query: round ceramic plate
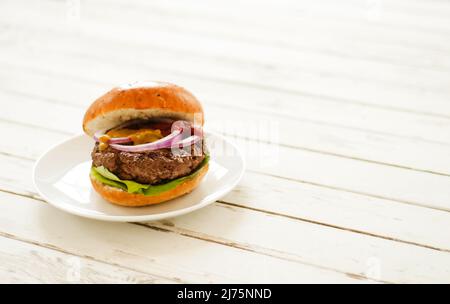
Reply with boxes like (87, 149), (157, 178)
(33, 132), (245, 222)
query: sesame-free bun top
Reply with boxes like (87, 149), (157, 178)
(83, 81), (204, 137)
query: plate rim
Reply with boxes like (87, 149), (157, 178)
(32, 131), (245, 222)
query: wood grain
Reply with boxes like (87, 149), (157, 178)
(0, 235), (173, 283)
(1, 121), (449, 253)
(3, 0), (450, 116)
(0, 191), (368, 283)
(1, 90), (449, 212)
(0, 131), (449, 282)
(1, 0), (450, 283)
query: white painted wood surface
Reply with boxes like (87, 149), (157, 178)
(0, 0), (449, 283)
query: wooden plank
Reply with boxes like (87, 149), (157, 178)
(103, 0), (450, 31)
(2, 60), (450, 146)
(2, 62), (450, 179)
(255, 141), (450, 212)
(0, 235), (173, 283)
(0, 120), (67, 160)
(6, 0), (450, 55)
(88, 0), (450, 49)
(2, 1), (450, 117)
(0, 123), (449, 282)
(0, 159), (450, 283)
(112, 1), (450, 62)
(4, 1), (448, 146)
(1, 89), (450, 212)
(84, 0), (450, 74)
(0, 191), (365, 283)
(0, 117), (449, 282)
(1, 0), (450, 283)
(147, 203), (450, 283)
(2, 24), (448, 105)
(224, 172), (450, 251)
(1, 121), (450, 252)
(2, 123), (450, 251)
(125, 0), (450, 30)
(207, 108), (450, 177)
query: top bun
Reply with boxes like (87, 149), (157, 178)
(83, 81), (204, 136)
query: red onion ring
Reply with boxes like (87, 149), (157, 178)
(93, 119), (175, 144)
(94, 119), (203, 153)
(109, 129), (183, 152)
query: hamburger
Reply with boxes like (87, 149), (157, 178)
(83, 81), (209, 207)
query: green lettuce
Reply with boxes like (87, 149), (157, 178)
(90, 155), (209, 196)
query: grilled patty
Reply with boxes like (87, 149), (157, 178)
(91, 143), (205, 185)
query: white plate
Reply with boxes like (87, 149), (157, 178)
(33, 132), (245, 222)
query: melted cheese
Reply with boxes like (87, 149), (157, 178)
(106, 128), (163, 145)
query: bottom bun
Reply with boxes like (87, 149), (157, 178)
(90, 164), (209, 207)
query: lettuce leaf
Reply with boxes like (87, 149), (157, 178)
(90, 155), (209, 196)
(93, 166), (150, 193)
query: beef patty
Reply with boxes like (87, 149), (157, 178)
(91, 143), (206, 185)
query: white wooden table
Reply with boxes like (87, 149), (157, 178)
(1, 0), (450, 283)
